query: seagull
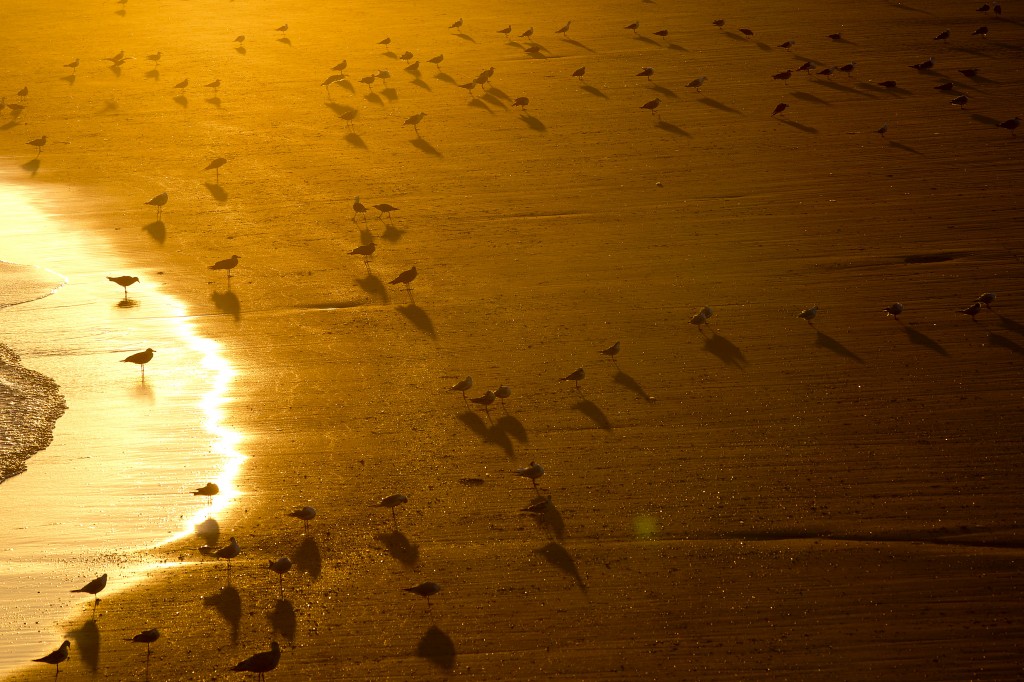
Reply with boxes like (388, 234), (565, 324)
(877, 121), (889, 137)
(126, 629), (160, 656)
(560, 367), (585, 388)
(403, 112), (426, 133)
(515, 461), (544, 487)
(375, 494), (408, 523)
(450, 376), (473, 400)
(146, 51), (162, 65)
(519, 27), (534, 39)
(349, 242), (376, 263)
(934, 29), (951, 41)
(796, 61), (815, 73)
(512, 96), (529, 110)
(332, 60), (347, 73)
(600, 341), (620, 359)
(817, 67), (835, 78)
(102, 51), (124, 64)
(231, 641), (281, 680)
(389, 266), (417, 287)
(495, 385), (512, 408)
(838, 62), (856, 77)
(700, 306), (713, 320)
(778, 40), (795, 49)
(275, 23), (288, 34)
(215, 536), (240, 565)
(498, 26), (512, 39)
(145, 192), (168, 217)
(267, 557), (292, 589)
(772, 102), (788, 117)
(173, 78), (189, 93)
(404, 581), (440, 607)
(827, 32), (842, 41)
(972, 26), (989, 37)
(107, 275), (139, 298)
(798, 305), (819, 323)
(234, 35), (246, 44)
(33, 641), (71, 674)
(427, 54), (444, 68)
(934, 82), (954, 91)
(399, 51), (414, 62)
(122, 348), (155, 377)
(977, 3), (991, 10)
(469, 390), (497, 413)
(572, 66), (586, 81)
(404, 60), (420, 72)
(204, 157), (227, 182)
(959, 68), (980, 78)
(883, 302), (904, 318)
(640, 98), (661, 115)
(64, 58), (80, 72)
(950, 94), (969, 109)
(772, 69), (792, 83)
(555, 20), (572, 36)
(960, 302), (982, 320)
(520, 496), (552, 514)
(204, 79), (221, 93)
(910, 56), (934, 71)
(287, 506), (316, 530)
(689, 311), (708, 328)
(878, 80), (897, 88)
(458, 81), (477, 94)
(374, 203), (398, 220)
(193, 482), (220, 504)
(975, 293), (996, 309)
(449, 18), (463, 31)
(353, 196), (368, 220)
(653, 29), (669, 39)
(26, 135), (47, 156)
(712, 19), (725, 29)
(625, 21), (639, 34)
(997, 116), (1021, 135)
(686, 76), (707, 92)
(71, 574), (107, 604)
(636, 67), (654, 80)
(378, 36), (392, 48)
(739, 28), (754, 37)
(209, 255), (240, 277)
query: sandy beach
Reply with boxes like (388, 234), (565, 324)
(3, 0), (1024, 679)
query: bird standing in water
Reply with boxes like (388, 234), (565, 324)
(122, 348), (155, 378)
(107, 275), (140, 299)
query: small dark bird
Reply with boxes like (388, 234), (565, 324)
(976, 293), (997, 309)
(352, 196), (368, 220)
(712, 19), (725, 29)
(877, 121), (889, 137)
(778, 40), (795, 49)
(519, 27), (534, 39)
(934, 29), (951, 41)
(994, 3), (1002, 14)
(827, 32), (842, 41)
(33, 641), (71, 673)
(772, 69), (792, 83)
(838, 62), (856, 77)
(636, 67), (654, 80)
(817, 67), (835, 78)
(146, 51), (162, 65)
(977, 3), (991, 10)
(173, 78), (189, 92)
(572, 66), (586, 81)
(739, 28), (754, 37)
(126, 629), (160, 655)
(231, 641), (281, 679)
(515, 461), (545, 487)
(600, 341), (620, 359)
(275, 23), (288, 33)
(321, 74), (344, 88)
(686, 76), (707, 92)
(122, 348), (155, 377)
(960, 302), (982, 320)
(288, 506), (316, 530)
(209, 255), (240, 277)
(796, 61), (814, 73)
(555, 20), (572, 36)
(332, 60), (347, 73)
(71, 574), (108, 604)
(427, 54), (444, 68)
(375, 494), (408, 523)
(997, 116), (1021, 134)
(495, 385), (511, 408)
(470, 390), (497, 414)
(26, 135), (47, 156)
(625, 21), (639, 34)
(267, 557), (292, 590)
(403, 112), (426, 133)
(640, 97), (661, 114)
(958, 68), (980, 78)
(878, 80), (897, 88)
(910, 57), (934, 70)
(234, 35), (246, 44)
(449, 18), (463, 31)
(215, 536), (240, 564)
(498, 26), (512, 39)
(690, 311), (709, 328)
(389, 266), (417, 286)
(404, 61), (420, 72)
(972, 26), (989, 37)
(450, 377), (473, 400)
(204, 79), (221, 93)
(193, 482), (219, 504)
(512, 96), (529, 109)
(108, 275), (140, 298)
(204, 157), (227, 182)
(653, 29), (669, 39)
(950, 94), (969, 109)
(349, 242), (376, 260)
(64, 58), (80, 72)
(373, 203), (398, 220)
(404, 581), (441, 606)
(560, 367), (585, 388)
(934, 82), (954, 91)
(772, 102), (788, 117)
(883, 302), (904, 318)
(797, 305), (819, 323)
(378, 36), (391, 47)
(399, 51), (414, 62)
(102, 51), (124, 64)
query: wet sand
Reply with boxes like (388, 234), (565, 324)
(4, 0), (1024, 679)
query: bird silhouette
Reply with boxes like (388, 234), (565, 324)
(427, 54), (444, 68)
(404, 581), (440, 607)
(515, 462), (544, 487)
(950, 95), (969, 109)
(625, 21), (639, 34)
(375, 493), (408, 523)
(107, 275), (139, 298)
(512, 96), (529, 110)
(193, 482), (219, 505)
(450, 376), (473, 400)
(204, 157), (227, 182)
(519, 27), (534, 39)
(976, 293), (996, 309)
(26, 135), (47, 156)
(470, 390), (497, 414)
(498, 26), (512, 39)
(373, 203), (398, 220)
(739, 28), (754, 37)
(449, 18), (463, 31)
(145, 191), (168, 216)
(555, 20), (572, 36)
(560, 367), (585, 388)
(798, 305), (819, 323)
(287, 506), (316, 530)
(122, 349), (155, 377)
(71, 574), (107, 604)
(883, 303), (904, 319)
(600, 341), (621, 359)
(772, 102), (788, 117)
(640, 98), (661, 115)
(772, 69), (793, 83)
(231, 641), (281, 680)
(403, 112), (426, 133)
(215, 536), (240, 564)
(126, 629), (160, 656)
(353, 197), (368, 220)
(572, 66), (586, 81)
(686, 76), (707, 92)
(960, 302), (982, 320)
(636, 67), (654, 80)
(389, 266), (417, 287)
(495, 385), (512, 409)
(33, 641), (71, 674)
(209, 255), (240, 277)
(64, 58), (80, 72)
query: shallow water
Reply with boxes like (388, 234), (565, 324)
(0, 180), (241, 674)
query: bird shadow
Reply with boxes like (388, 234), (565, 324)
(278, 37), (292, 46)
(381, 223), (406, 242)
(667, 42), (686, 51)
(888, 140), (923, 155)
(375, 530), (419, 566)
(561, 38), (594, 53)
(903, 324), (949, 356)
(457, 411), (513, 456)
(435, 72), (455, 84)
(495, 415), (527, 443)
(68, 619), (100, 672)
(634, 35), (660, 46)
(789, 90), (829, 105)
(995, 314), (1024, 336)
(481, 93), (508, 110)
(212, 290), (241, 320)
(115, 298), (140, 309)
(205, 97), (222, 108)
(656, 120), (691, 137)
(143, 220), (166, 244)
(468, 98), (493, 113)
(573, 399), (612, 430)
(63, 74), (77, 86)
(454, 33), (476, 43)
(987, 332), (1024, 355)
(528, 495), (566, 540)
(203, 584), (241, 644)
(235, 46), (247, 56)
(703, 333), (748, 368)
(416, 626), (456, 671)
(813, 79), (878, 98)
(195, 517), (220, 544)
(365, 93), (383, 105)
(614, 370), (655, 402)
(345, 132), (367, 149)
(520, 114), (547, 132)
(486, 86), (511, 102)
(581, 85), (608, 99)
(397, 304), (436, 338)
(356, 274), (389, 304)
(204, 182), (228, 202)
(326, 102), (354, 117)
(144, 69), (159, 81)
(21, 158), (40, 177)
(814, 331), (865, 363)
(268, 599), (296, 642)
(777, 119), (818, 133)
(754, 41), (773, 52)
(535, 542), (587, 592)
(970, 113), (1001, 126)
(697, 97), (742, 114)
(173, 95), (188, 108)
(411, 78), (431, 91)
(411, 138), (442, 156)
(650, 84), (678, 99)
(294, 535), (322, 580)
(381, 87), (398, 102)
(1, 119), (20, 131)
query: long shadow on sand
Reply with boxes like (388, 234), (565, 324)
(417, 626), (456, 671)
(345, 132), (367, 148)
(205, 182), (228, 202)
(69, 619), (100, 672)
(656, 120), (690, 136)
(815, 331), (865, 363)
(789, 90), (830, 105)
(988, 332), (1024, 355)
(614, 370), (656, 402)
(813, 79), (878, 99)
(203, 584), (242, 643)
(143, 220), (166, 244)
(195, 517), (220, 545)
(573, 399), (611, 430)
(520, 114), (546, 132)
(356, 274), (389, 304)
(581, 85), (608, 99)
(561, 37), (595, 53)
(376, 530), (420, 566)
(888, 140), (923, 155)
(777, 118), (818, 133)
(904, 324), (948, 356)
(703, 333), (748, 368)
(535, 542), (587, 592)
(294, 536), (322, 579)
(21, 158), (40, 176)
(995, 314), (1024, 336)
(496, 414), (527, 443)
(397, 304), (436, 338)
(411, 138), (442, 156)
(697, 97), (742, 114)
(269, 598), (296, 642)
(212, 290), (241, 320)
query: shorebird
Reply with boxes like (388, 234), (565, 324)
(107, 275), (140, 298)
(404, 60), (420, 72)
(689, 311), (708, 328)
(796, 61), (814, 73)
(231, 641), (281, 680)
(555, 20), (572, 36)
(498, 26), (512, 39)
(640, 98), (661, 115)
(636, 67), (654, 80)
(934, 82), (954, 91)
(209, 255), (240, 277)
(275, 23), (288, 34)
(322, 74), (344, 90)
(978, 3), (990, 9)
(71, 574), (107, 605)
(960, 302), (982, 320)
(126, 629), (160, 656)
(399, 50), (414, 62)
(122, 348), (155, 378)
(287, 506), (316, 530)
(349, 242), (376, 263)
(934, 29), (951, 41)
(798, 305), (819, 324)
(378, 36), (392, 48)
(332, 60), (347, 73)
(234, 35), (246, 44)
(267, 557), (292, 590)
(686, 76), (707, 92)
(739, 28), (754, 37)
(772, 102), (788, 117)
(817, 67), (835, 78)
(713, 19), (725, 29)
(519, 27), (534, 39)
(827, 32), (842, 41)
(600, 341), (621, 360)
(779, 40), (795, 49)
(972, 26), (989, 37)
(994, 2), (1002, 13)
(838, 62), (856, 77)
(950, 94), (969, 109)
(102, 51), (124, 64)
(375, 494), (408, 523)
(878, 80), (897, 88)
(877, 121), (889, 138)
(449, 17), (463, 31)
(374, 203), (398, 220)
(959, 68), (980, 79)
(458, 81), (477, 94)
(469, 390), (497, 414)
(910, 56), (934, 70)
(353, 197), (368, 220)
(450, 376), (473, 400)
(146, 51), (162, 65)
(512, 96), (529, 110)
(64, 58), (80, 73)
(204, 157), (227, 182)
(33, 641), (70, 674)
(204, 79), (221, 94)
(495, 385), (512, 409)
(997, 116), (1021, 134)
(427, 54), (444, 68)
(389, 266), (417, 288)
(515, 461), (544, 487)
(26, 135), (47, 156)
(215, 536), (240, 565)
(772, 69), (792, 83)
(625, 21), (639, 34)
(560, 367), (585, 389)
(404, 581), (440, 607)
(403, 112), (426, 133)
(520, 496), (552, 514)
(572, 66), (586, 81)
(193, 482), (219, 505)
(976, 293), (996, 309)
(173, 78), (189, 93)
(474, 69), (493, 88)
(883, 302), (904, 318)
(524, 45), (543, 55)
(653, 29), (669, 40)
